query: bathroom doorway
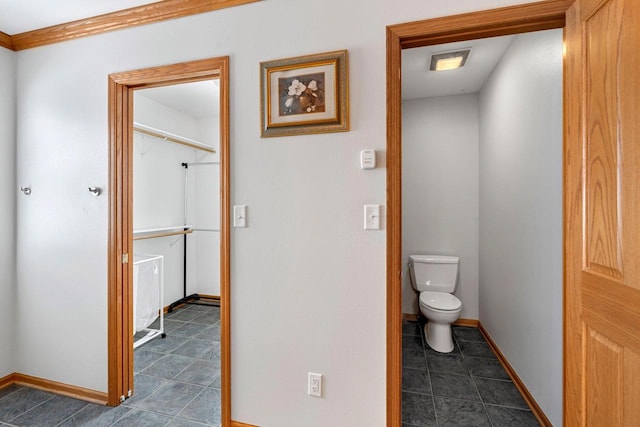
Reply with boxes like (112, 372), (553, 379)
(400, 27), (564, 425)
(107, 57), (230, 424)
(385, 2), (569, 425)
(388, 0), (640, 425)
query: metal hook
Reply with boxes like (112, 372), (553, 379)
(20, 186), (31, 196)
(88, 187), (102, 196)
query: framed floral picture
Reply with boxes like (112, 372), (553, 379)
(260, 50), (349, 137)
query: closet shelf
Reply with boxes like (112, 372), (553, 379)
(133, 225), (192, 240)
(134, 122), (216, 154)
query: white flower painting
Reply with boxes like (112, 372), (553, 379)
(279, 72), (326, 116)
(260, 50), (348, 137)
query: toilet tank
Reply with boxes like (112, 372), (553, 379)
(409, 255), (459, 293)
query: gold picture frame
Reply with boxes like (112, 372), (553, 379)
(260, 50), (349, 137)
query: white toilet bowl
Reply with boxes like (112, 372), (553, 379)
(419, 291), (462, 353)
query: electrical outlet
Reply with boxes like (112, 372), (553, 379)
(308, 372), (323, 397)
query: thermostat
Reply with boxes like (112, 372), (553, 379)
(360, 149), (376, 170)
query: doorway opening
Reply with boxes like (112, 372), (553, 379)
(386, 2), (570, 426)
(107, 57), (230, 426)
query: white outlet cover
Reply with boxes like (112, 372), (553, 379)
(308, 372), (323, 397)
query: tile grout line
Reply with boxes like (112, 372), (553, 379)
(5, 393), (58, 423)
(126, 305), (221, 425)
(455, 332), (496, 427)
(419, 318), (440, 427)
(172, 386), (213, 425)
(106, 406), (173, 427)
(405, 324), (537, 426)
(54, 401), (93, 427)
(0, 386), (22, 403)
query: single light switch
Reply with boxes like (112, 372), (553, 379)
(234, 205), (247, 228)
(360, 149), (376, 170)
(364, 204), (381, 230)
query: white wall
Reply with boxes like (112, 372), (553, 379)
(133, 94), (220, 304)
(402, 94), (480, 320)
(194, 115), (221, 296)
(12, 0), (549, 425)
(479, 29), (563, 426)
(132, 131), (195, 306)
(0, 47), (16, 378)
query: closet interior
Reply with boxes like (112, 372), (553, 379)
(132, 80), (221, 347)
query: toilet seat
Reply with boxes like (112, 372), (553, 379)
(419, 292), (461, 312)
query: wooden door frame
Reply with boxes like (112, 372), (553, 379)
(385, 1), (571, 425)
(107, 57), (231, 425)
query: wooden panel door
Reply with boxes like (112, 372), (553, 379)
(565, 0), (640, 425)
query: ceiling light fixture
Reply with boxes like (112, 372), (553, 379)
(429, 49), (470, 71)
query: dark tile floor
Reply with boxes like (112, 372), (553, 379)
(0, 303), (221, 427)
(402, 319), (541, 427)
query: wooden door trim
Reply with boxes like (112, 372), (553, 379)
(386, 1), (570, 425)
(108, 57), (231, 426)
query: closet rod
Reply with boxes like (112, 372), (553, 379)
(133, 229), (192, 241)
(191, 228), (220, 232)
(134, 122), (216, 154)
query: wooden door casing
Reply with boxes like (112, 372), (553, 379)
(108, 57), (231, 425)
(386, 2), (571, 425)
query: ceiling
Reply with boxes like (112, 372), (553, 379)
(3, 2), (512, 104)
(1, 2), (219, 120)
(136, 80), (220, 119)
(402, 35), (514, 100)
(0, 0), (156, 34)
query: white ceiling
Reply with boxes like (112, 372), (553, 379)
(3, 2), (512, 105)
(136, 80), (220, 119)
(1, 2), (219, 120)
(402, 35), (514, 100)
(0, 0), (156, 34)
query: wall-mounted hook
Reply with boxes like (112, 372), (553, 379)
(20, 186), (31, 196)
(88, 187), (102, 196)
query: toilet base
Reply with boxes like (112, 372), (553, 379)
(424, 321), (454, 353)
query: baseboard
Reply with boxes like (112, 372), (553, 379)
(231, 421), (259, 427)
(197, 294), (220, 300)
(402, 313), (419, 322)
(402, 313), (479, 328)
(0, 373), (16, 389)
(164, 294), (221, 313)
(477, 323), (552, 427)
(11, 373), (108, 405)
(453, 318), (478, 327)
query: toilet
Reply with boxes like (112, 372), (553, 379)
(409, 255), (462, 353)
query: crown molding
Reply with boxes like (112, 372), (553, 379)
(0, 31), (14, 50)
(4, 0), (260, 51)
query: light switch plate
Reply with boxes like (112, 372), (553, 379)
(364, 204), (381, 230)
(234, 205), (247, 228)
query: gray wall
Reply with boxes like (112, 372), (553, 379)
(0, 46), (16, 378)
(402, 94), (480, 320)
(479, 29), (563, 425)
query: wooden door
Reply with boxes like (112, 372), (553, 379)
(564, 0), (640, 425)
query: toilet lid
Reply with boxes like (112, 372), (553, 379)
(420, 292), (462, 311)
